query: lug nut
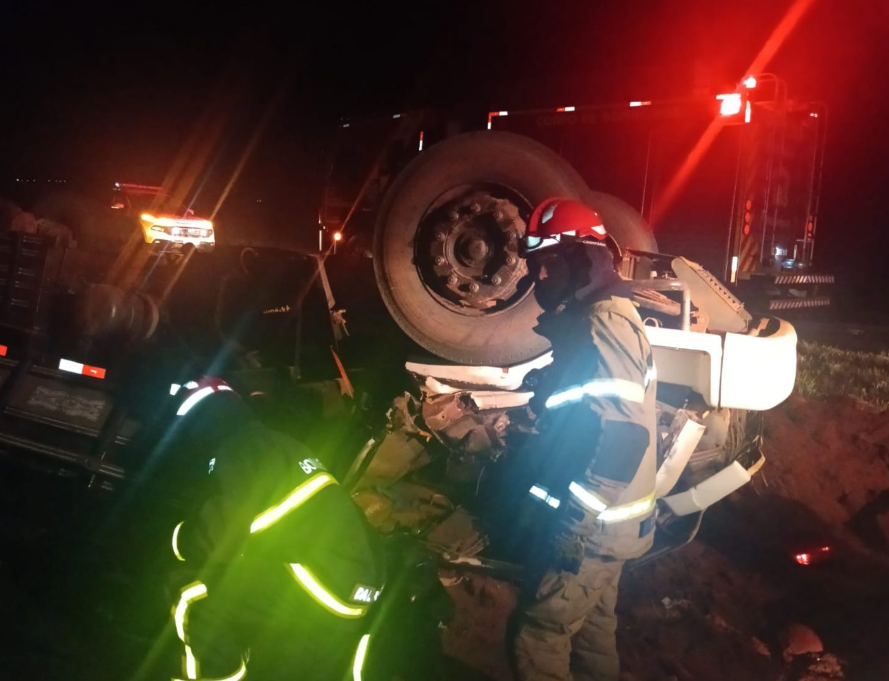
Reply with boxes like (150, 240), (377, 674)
(448, 210), (460, 222)
(506, 255), (517, 266)
(468, 281), (480, 293)
(493, 210), (503, 220)
(447, 274), (459, 286)
(435, 230), (447, 242)
(434, 256), (446, 266)
(470, 202), (481, 214)
(490, 275), (502, 286)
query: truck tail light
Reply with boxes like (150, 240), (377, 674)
(717, 94), (743, 116)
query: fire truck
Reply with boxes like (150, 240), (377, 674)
(323, 73), (831, 330)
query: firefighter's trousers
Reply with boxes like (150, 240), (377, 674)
(511, 555), (623, 681)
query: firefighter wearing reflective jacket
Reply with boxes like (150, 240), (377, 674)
(510, 199), (658, 681)
(165, 378), (384, 681)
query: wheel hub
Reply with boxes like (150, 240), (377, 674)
(420, 193), (528, 312)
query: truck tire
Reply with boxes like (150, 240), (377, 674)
(585, 190), (658, 254)
(373, 132), (656, 365)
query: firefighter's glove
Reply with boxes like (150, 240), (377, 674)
(552, 535), (585, 575)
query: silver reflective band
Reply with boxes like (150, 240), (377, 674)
(177, 387), (216, 416)
(545, 378), (646, 410)
(529, 485), (561, 509)
(170, 383), (182, 396)
(644, 365), (657, 389)
(524, 230), (577, 253)
(568, 482), (608, 512)
(569, 482), (655, 523)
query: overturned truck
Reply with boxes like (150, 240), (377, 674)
(329, 130), (797, 567)
(0, 129), (797, 573)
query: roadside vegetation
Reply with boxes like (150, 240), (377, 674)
(796, 341), (889, 408)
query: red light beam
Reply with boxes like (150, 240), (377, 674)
(651, 0), (819, 225)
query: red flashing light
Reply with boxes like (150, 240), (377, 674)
(556, 106), (576, 112)
(743, 76), (757, 89)
(629, 101), (652, 108)
(794, 546), (830, 566)
(717, 93), (742, 116)
(333, 232), (343, 242)
(0, 345), (6, 357)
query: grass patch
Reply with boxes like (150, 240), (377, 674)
(796, 341), (889, 408)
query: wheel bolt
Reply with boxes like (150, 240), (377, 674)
(493, 210), (503, 220)
(447, 274), (459, 286)
(468, 281), (480, 293)
(490, 275), (502, 286)
(435, 230), (447, 242)
(470, 202), (481, 214)
(506, 255), (517, 266)
(448, 210), (460, 222)
(434, 256), (446, 266)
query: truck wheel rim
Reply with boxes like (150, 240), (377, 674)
(414, 186), (532, 316)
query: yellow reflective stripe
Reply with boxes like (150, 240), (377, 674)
(173, 582), (208, 680)
(173, 657), (247, 681)
(174, 582), (208, 641)
(288, 563), (367, 619)
(569, 483), (656, 523)
(353, 634), (371, 681)
(172, 522), (186, 562)
(184, 645), (199, 680)
(250, 472), (337, 534)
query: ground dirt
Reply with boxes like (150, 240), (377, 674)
(443, 395), (889, 681)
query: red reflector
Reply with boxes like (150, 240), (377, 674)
(83, 365), (106, 379)
(0, 345), (7, 357)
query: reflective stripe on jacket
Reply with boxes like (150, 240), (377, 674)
(535, 294), (658, 559)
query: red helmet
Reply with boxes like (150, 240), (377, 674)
(523, 199), (607, 253)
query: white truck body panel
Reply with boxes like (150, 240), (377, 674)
(409, 317), (796, 412)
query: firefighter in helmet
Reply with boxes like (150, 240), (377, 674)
(164, 378), (384, 681)
(509, 199), (658, 681)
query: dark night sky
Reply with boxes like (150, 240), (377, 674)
(1, 0), (888, 307)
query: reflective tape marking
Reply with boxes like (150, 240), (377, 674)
(59, 358), (106, 379)
(59, 358), (83, 374)
(173, 657), (247, 681)
(177, 387), (216, 416)
(289, 563), (367, 619)
(172, 522), (186, 562)
(545, 378), (646, 410)
(250, 472), (337, 534)
(598, 493), (655, 523)
(0, 345), (7, 357)
(569, 482), (655, 523)
(353, 634), (371, 681)
(568, 482), (608, 513)
(170, 383), (182, 396)
(529, 485), (561, 509)
(173, 581), (208, 678)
